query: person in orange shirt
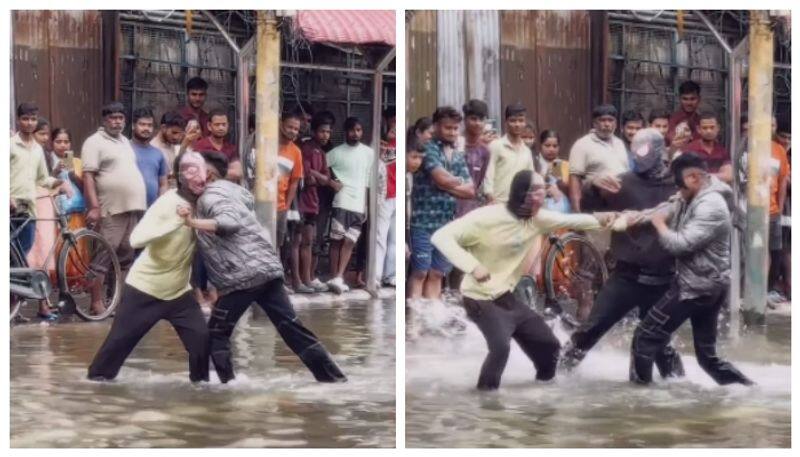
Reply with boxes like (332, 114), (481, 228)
(768, 125), (790, 299)
(277, 111), (305, 292)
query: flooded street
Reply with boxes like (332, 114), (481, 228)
(11, 298), (395, 448)
(406, 301), (790, 448)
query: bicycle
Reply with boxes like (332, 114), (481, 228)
(10, 197), (123, 322)
(514, 231), (609, 326)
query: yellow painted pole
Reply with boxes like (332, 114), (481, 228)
(742, 10), (774, 325)
(255, 11), (280, 245)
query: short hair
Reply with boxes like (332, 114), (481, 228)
(207, 108), (228, 123)
(678, 80), (701, 96)
(524, 122), (536, 132)
(202, 151), (229, 178)
(34, 117), (50, 132)
(462, 99), (488, 119)
(409, 142), (426, 155)
(102, 102), (125, 117)
(592, 104), (618, 119)
(432, 106), (462, 123)
(281, 110), (303, 122)
(186, 76), (209, 92)
(16, 102), (38, 118)
(344, 117), (362, 132)
(539, 129), (560, 144)
(671, 152), (708, 186)
(621, 110), (645, 125)
(310, 111), (333, 131)
(648, 108), (671, 124)
(505, 102), (526, 120)
(160, 110), (187, 129)
(132, 107), (155, 124)
(51, 127), (71, 142)
(698, 111), (718, 123)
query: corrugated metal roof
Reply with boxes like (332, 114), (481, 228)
(436, 10), (466, 110)
(294, 10), (395, 46)
(464, 10), (501, 123)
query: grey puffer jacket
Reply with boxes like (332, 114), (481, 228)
(660, 176), (733, 300)
(196, 180), (284, 295)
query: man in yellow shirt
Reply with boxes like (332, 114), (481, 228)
(87, 152), (210, 383)
(482, 103), (536, 204)
(432, 170), (616, 390)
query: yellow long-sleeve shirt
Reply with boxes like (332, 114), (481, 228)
(125, 190), (195, 300)
(482, 135), (535, 203)
(431, 204), (602, 300)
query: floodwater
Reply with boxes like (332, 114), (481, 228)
(11, 298), (395, 448)
(406, 299), (791, 448)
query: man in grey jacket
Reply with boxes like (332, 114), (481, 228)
(178, 152), (346, 384)
(628, 152), (752, 386)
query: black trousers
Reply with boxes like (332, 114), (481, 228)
(563, 272), (684, 378)
(88, 285), (210, 382)
(208, 278), (346, 383)
(630, 283), (752, 385)
(463, 293), (560, 390)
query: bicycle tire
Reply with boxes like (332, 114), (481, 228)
(543, 232), (608, 322)
(57, 228), (122, 321)
(10, 244), (25, 322)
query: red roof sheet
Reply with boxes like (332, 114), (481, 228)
(294, 10), (395, 46)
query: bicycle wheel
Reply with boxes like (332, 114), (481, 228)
(543, 232), (608, 323)
(57, 228), (122, 321)
(10, 245), (25, 322)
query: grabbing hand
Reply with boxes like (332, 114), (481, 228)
(59, 181), (74, 199)
(176, 205), (192, 219)
(650, 207), (670, 227)
(546, 184), (563, 202)
(593, 211), (618, 228)
(471, 265), (491, 283)
(593, 174), (622, 194)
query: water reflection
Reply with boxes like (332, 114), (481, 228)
(11, 299), (395, 448)
(406, 300), (790, 448)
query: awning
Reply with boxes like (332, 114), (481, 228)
(294, 10), (395, 46)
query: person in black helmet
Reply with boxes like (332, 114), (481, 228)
(560, 128), (684, 378)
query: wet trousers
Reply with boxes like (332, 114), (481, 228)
(463, 293), (560, 390)
(563, 272), (684, 378)
(88, 285), (210, 382)
(207, 278), (346, 383)
(630, 283), (752, 385)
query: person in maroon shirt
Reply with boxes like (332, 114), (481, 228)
(193, 108), (242, 181)
(297, 113), (340, 292)
(684, 111), (732, 183)
(179, 77), (211, 137)
(456, 99), (490, 218)
(667, 80), (702, 147)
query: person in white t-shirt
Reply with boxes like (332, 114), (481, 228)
(324, 117), (375, 293)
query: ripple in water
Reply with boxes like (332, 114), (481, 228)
(406, 298), (791, 448)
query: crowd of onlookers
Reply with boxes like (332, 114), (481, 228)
(10, 76), (396, 322)
(406, 80), (791, 305)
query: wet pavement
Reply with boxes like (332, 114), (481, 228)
(406, 300), (791, 448)
(10, 297), (395, 448)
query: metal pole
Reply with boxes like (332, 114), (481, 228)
(742, 10), (773, 326)
(728, 38), (748, 338)
(366, 48), (396, 296)
(254, 11), (280, 245)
